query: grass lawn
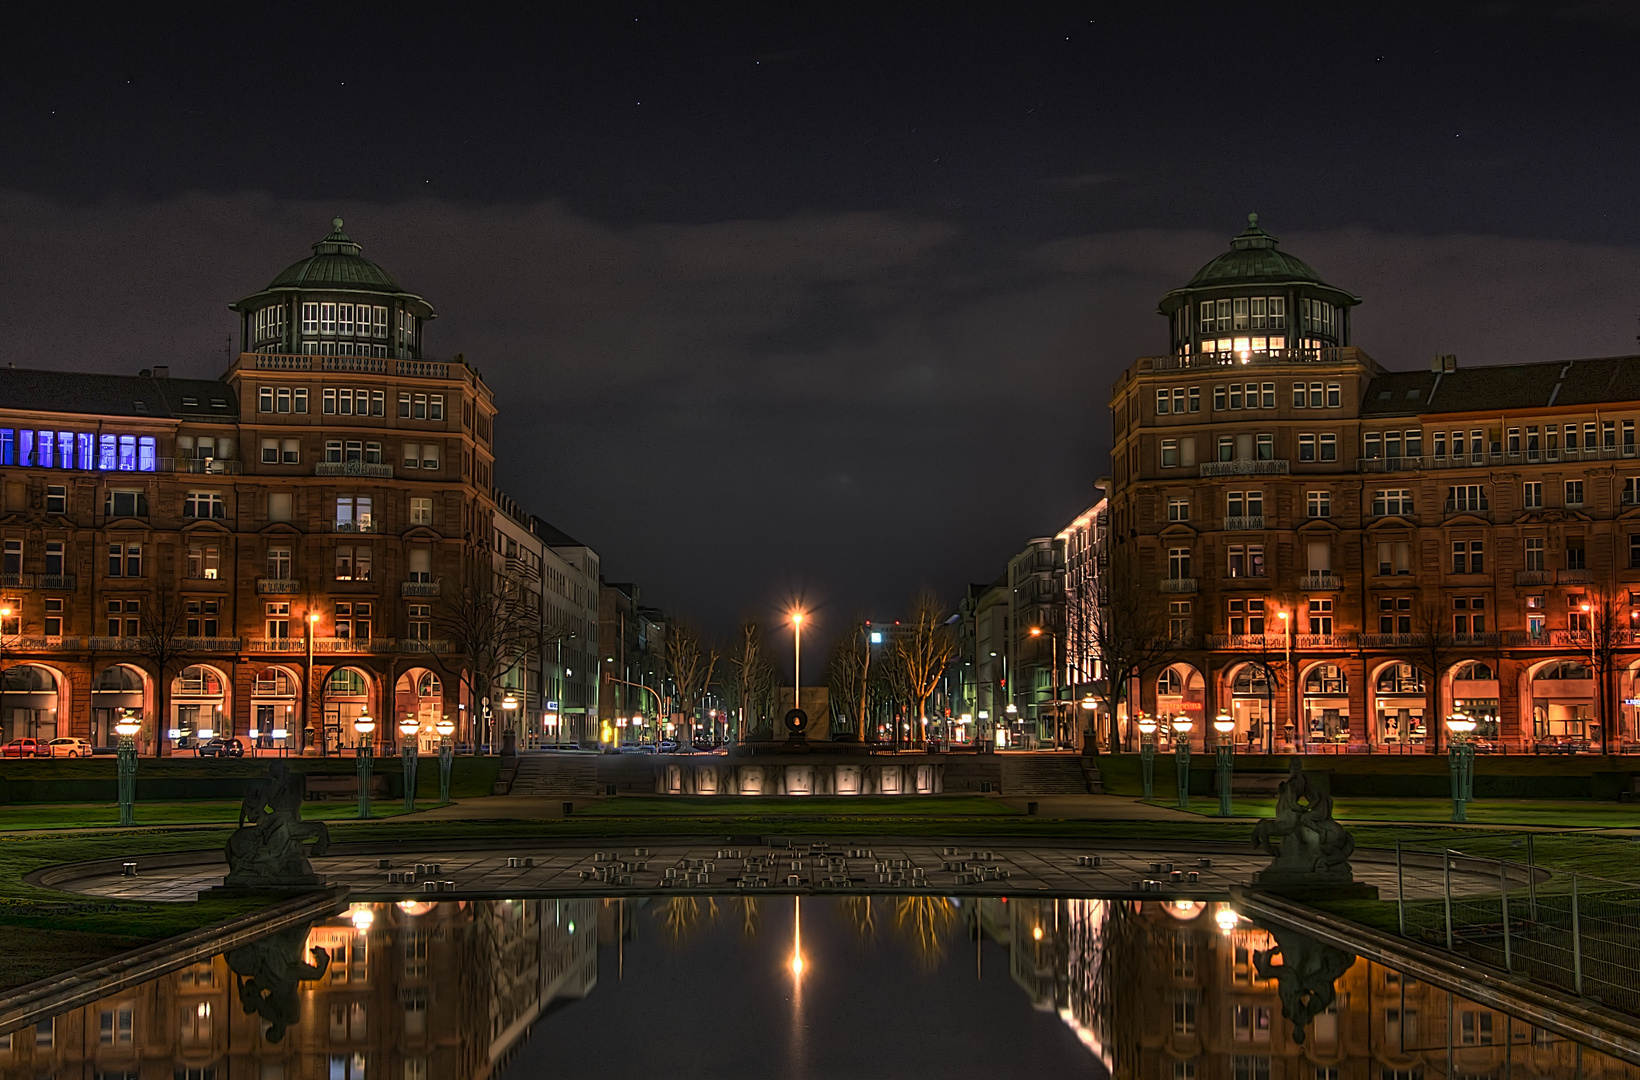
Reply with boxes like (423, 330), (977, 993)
(1160, 796), (1640, 829)
(0, 799), (437, 831)
(573, 795), (1020, 818)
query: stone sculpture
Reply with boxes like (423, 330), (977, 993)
(1251, 758), (1373, 895)
(227, 924), (331, 1042)
(221, 762), (331, 892)
(1252, 926), (1356, 1044)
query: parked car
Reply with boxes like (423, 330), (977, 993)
(198, 736), (245, 759)
(1533, 736), (1589, 755)
(47, 737), (93, 758)
(1, 738), (49, 758)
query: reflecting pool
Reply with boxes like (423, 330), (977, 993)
(2, 895), (1635, 1079)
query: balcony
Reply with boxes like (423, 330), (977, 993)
(0, 573), (34, 589)
(330, 519), (377, 533)
(505, 555), (541, 581)
(1295, 633), (1351, 649)
(1452, 632), (1501, 647)
(1514, 569), (1553, 586)
(1205, 634), (1284, 650)
(316, 461), (394, 479)
(167, 457), (242, 475)
(1223, 515), (1265, 531)
(1359, 633), (1427, 648)
(8, 636), (84, 650)
(1143, 346), (1360, 372)
(397, 359), (451, 379)
(399, 638), (453, 654)
(1298, 572), (1342, 591)
(1199, 459), (1289, 478)
(1557, 568), (1593, 584)
(321, 355), (388, 374)
(258, 578), (301, 594)
(401, 580), (441, 597)
(175, 637), (242, 651)
(1159, 577), (1198, 594)
(247, 638), (307, 652)
(313, 637), (400, 654)
(89, 636), (140, 650)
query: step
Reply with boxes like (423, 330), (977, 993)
(509, 755), (599, 796)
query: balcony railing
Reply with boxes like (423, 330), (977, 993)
(401, 580), (441, 597)
(1358, 445), (1640, 472)
(399, 639), (453, 654)
(1558, 569), (1593, 584)
(316, 461), (394, 479)
(258, 578), (301, 594)
(251, 354), (459, 379)
(312, 637), (400, 653)
(1299, 572), (1342, 591)
(505, 555), (541, 581)
(1443, 498), (1490, 514)
(1144, 347), (1358, 372)
(165, 457), (242, 475)
(247, 638), (306, 652)
(1205, 634), (1285, 650)
(330, 519), (377, 533)
(175, 637), (242, 651)
(1159, 577), (1198, 594)
(1452, 632), (1502, 647)
(1200, 459), (1289, 478)
(6, 636), (84, 650)
(1514, 569), (1553, 586)
(89, 636), (141, 650)
(1223, 515), (1265, 531)
(0, 573), (34, 588)
(1359, 633), (1426, 648)
(1295, 633), (1351, 649)
(322, 355), (388, 374)
(397, 360), (451, 379)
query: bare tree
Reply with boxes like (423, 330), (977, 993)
(877, 643), (913, 748)
(826, 620), (873, 737)
(1578, 589), (1626, 754)
(1406, 601), (1461, 755)
(131, 578), (191, 757)
(725, 622), (777, 742)
(895, 591), (957, 747)
(666, 621), (719, 744)
(1089, 543), (1183, 753)
(431, 556), (560, 746)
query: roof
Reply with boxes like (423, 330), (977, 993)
(267, 219), (402, 291)
(1361, 355), (1640, 417)
(530, 516), (586, 548)
(1161, 214), (1360, 308)
(0, 367), (238, 423)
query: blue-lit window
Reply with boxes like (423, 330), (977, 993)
(137, 437), (156, 472)
(37, 430), (54, 468)
(0, 430), (12, 465)
(117, 436), (136, 471)
(98, 435), (116, 471)
(58, 433), (73, 468)
(77, 434), (92, 470)
(19, 430), (34, 467)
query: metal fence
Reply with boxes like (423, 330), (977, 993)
(1391, 836), (1640, 1016)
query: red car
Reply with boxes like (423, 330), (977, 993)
(1, 738), (50, 758)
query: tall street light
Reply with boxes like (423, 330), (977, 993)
(790, 611), (805, 715)
(1172, 716), (1194, 810)
(1213, 711), (1236, 817)
(436, 716), (455, 804)
(354, 710), (375, 820)
(115, 710), (141, 826)
(305, 611), (321, 755)
(1030, 626), (1061, 748)
(1080, 694), (1097, 756)
(399, 715), (420, 813)
(1277, 609), (1293, 753)
(1137, 714), (1158, 799)
(1446, 711), (1476, 822)
(502, 692), (518, 754)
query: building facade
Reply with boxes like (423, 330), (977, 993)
(0, 221), (598, 754)
(1108, 216), (1640, 753)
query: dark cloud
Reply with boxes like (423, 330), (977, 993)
(3, 192), (1638, 646)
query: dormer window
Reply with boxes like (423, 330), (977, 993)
(181, 396), (199, 407)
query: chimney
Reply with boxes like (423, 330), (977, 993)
(152, 365), (169, 378)
(1431, 354), (1457, 373)
(138, 368), (151, 378)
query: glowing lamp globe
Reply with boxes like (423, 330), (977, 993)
(354, 713), (376, 736)
(1136, 716), (1158, 736)
(1213, 713), (1235, 736)
(1171, 717), (1194, 734)
(435, 718), (455, 737)
(114, 718), (141, 738)
(399, 717), (420, 738)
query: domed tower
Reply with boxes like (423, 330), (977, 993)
(1158, 214), (1361, 360)
(229, 219), (436, 360)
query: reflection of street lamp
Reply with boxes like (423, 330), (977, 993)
(1213, 712), (1236, 817)
(399, 715), (420, 813)
(1172, 717), (1194, 810)
(115, 711), (141, 826)
(1446, 712), (1476, 822)
(435, 716), (455, 803)
(1137, 714), (1158, 799)
(354, 711), (375, 820)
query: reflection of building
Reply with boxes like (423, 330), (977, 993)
(0, 221), (603, 755)
(1057, 497), (1108, 742)
(1108, 214), (1640, 753)
(0, 899), (597, 1080)
(1009, 537), (1067, 746)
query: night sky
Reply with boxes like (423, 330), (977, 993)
(5, 3), (1640, 654)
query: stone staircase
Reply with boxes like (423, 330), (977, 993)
(1001, 755), (1102, 795)
(508, 754), (600, 796)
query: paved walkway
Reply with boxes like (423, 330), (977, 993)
(57, 837), (1502, 904)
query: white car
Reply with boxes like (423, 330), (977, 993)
(48, 737), (93, 758)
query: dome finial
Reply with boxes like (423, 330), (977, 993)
(333, 216), (344, 231)
(1248, 211), (1259, 226)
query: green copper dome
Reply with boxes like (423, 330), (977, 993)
(264, 218), (403, 291)
(1185, 213), (1327, 288)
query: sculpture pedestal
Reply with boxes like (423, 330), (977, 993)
(200, 877), (328, 900)
(1247, 873), (1379, 900)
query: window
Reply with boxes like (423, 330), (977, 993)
(1565, 479), (1584, 507)
(1308, 381), (1324, 408)
(99, 1005), (134, 1046)
(1233, 1057), (1271, 1080)
(268, 492), (293, 522)
(281, 439), (300, 464)
(1160, 439), (1178, 467)
(1461, 1010), (1495, 1046)
(1256, 433), (1274, 460)
(336, 496), (373, 531)
(320, 302), (337, 334)
(1292, 382), (1307, 408)
(1156, 388), (1170, 415)
(1364, 432), (1381, 459)
(1567, 535), (1587, 570)
(338, 302), (355, 336)
(106, 598), (140, 637)
(1169, 600), (1191, 640)
(1307, 491), (1330, 517)
(1227, 598), (1266, 635)
(1372, 489), (1413, 516)
(44, 596), (63, 636)
(110, 544), (142, 577)
(261, 439), (280, 464)
(1217, 435), (1233, 462)
(1168, 497), (1189, 522)
(1628, 419), (1637, 454)
(105, 489), (148, 518)
(1525, 537), (1545, 571)
(185, 600), (219, 638)
(1319, 433), (1336, 461)
(1524, 481), (1543, 509)
(1378, 596), (1413, 635)
(266, 547), (292, 580)
(188, 544), (220, 580)
(1308, 598), (1333, 634)
(1215, 386), (1228, 411)
(1187, 387), (1200, 412)
(1327, 383), (1341, 407)
(1172, 990), (1197, 1034)
(183, 491), (226, 519)
(1227, 544), (1265, 578)
(1299, 434), (1315, 461)
(302, 302), (319, 334)
(407, 603), (432, 641)
(1453, 596), (1487, 635)
(265, 601), (290, 639)
(335, 546), (373, 582)
(1376, 540), (1412, 576)
(430, 394), (444, 420)
(46, 485), (66, 514)
(410, 497), (433, 526)
(1451, 539), (1484, 573)
(334, 601), (373, 640)
(1630, 534), (1640, 570)
(1448, 484), (1488, 512)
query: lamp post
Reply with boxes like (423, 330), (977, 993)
(305, 611), (320, 755)
(1137, 714), (1158, 799)
(436, 716), (454, 804)
(1172, 716), (1194, 810)
(354, 710), (375, 820)
(791, 610), (805, 721)
(1080, 694), (1097, 756)
(1004, 702), (1018, 750)
(1030, 626), (1061, 748)
(1213, 711), (1236, 817)
(1277, 609), (1293, 753)
(399, 715), (420, 813)
(1446, 711), (1476, 823)
(501, 692), (518, 754)
(114, 711), (141, 826)
(481, 696), (493, 755)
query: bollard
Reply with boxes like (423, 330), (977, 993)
(563, 801), (574, 817)
(1027, 801), (1038, 816)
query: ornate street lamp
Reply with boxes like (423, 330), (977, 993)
(1213, 712), (1236, 817)
(1171, 716), (1195, 810)
(114, 711), (141, 826)
(1080, 695), (1097, 755)
(436, 716), (455, 804)
(1446, 712), (1476, 823)
(399, 715), (420, 813)
(1137, 714), (1158, 799)
(354, 711), (376, 820)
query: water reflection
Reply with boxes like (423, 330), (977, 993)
(1, 895), (1634, 1079)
